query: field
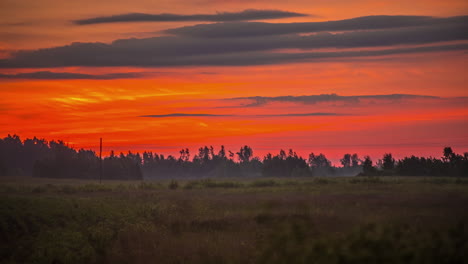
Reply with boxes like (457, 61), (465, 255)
(1, 176), (467, 264)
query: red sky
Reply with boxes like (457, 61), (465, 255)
(1, 0), (467, 163)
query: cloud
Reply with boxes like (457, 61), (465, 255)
(227, 94), (441, 107)
(1, 15), (467, 68)
(141, 113), (233, 118)
(255, 113), (342, 117)
(0, 22), (33, 27)
(140, 112), (341, 118)
(0, 71), (143, 80)
(1, 43), (465, 69)
(165, 15), (468, 38)
(74, 9), (308, 25)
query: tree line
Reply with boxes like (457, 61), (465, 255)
(0, 135), (142, 180)
(0, 135), (466, 179)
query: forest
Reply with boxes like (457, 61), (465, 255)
(0, 134), (467, 179)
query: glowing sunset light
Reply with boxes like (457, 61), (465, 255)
(0, 0), (467, 162)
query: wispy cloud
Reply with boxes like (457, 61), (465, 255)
(228, 94), (441, 107)
(255, 113), (342, 117)
(74, 9), (308, 25)
(140, 112), (342, 118)
(141, 113), (233, 118)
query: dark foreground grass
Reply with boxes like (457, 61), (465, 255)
(1, 177), (467, 264)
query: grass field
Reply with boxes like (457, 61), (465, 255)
(1, 176), (467, 264)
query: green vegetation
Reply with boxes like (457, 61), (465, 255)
(1, 176), (467, 263)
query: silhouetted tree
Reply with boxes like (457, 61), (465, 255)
(102, 152), (142, 180)
(351, 153), (360, 167)
(179, 148), (190, 162)
(308, 153), (331, 168)
(443, 147), (454, 163)
(198, 146), (211, 162)
(218, 145), (226, 159)
(279, 149), (287, 160)
(2, 135), (467, 179)
(382, 153), (395, 174)
(341, 154), (352, 168)
(362, 156), (376, 176)
(263, 150), (310, 177)
(237, 145), (253, 163)
(308, 153), (333, 176)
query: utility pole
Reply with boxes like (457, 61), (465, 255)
(99, 137), (103, 184)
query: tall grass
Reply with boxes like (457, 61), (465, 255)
(1, 176), (467, 263)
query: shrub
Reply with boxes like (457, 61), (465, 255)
(168, 180), (179, 190)
(250, 179), (278, 188)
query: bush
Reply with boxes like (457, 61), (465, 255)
(168, 180), (179, 190)
(250, 179), (278, 188)
(201, 179), (242, 188)
(350, 176), (383, 184)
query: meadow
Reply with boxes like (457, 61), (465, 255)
(1, 176), (467, 264)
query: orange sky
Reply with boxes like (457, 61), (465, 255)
(1, 0), (467, 163)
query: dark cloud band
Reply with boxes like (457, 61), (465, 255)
(140, 112), (341, 118)
(0, 71), (142, 80)
(1, 15), (467, 68)
(165, 15), (468, 38)
(228, 94), (441, 107)
(141, 113), (233, 118)
(2, 43), (465, 68)
(74, 9), (308, 25)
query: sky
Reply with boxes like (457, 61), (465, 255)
(1, 0), (467, 163)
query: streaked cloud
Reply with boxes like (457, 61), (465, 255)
(74, 9), (308, 25)
(0, 14), (466, 69)
(0, 71), (143, 80)
(165, 15), (467, 38)
(140, 112), (342, 118)
(0, 42), (466, 69)
(227, 94), (441, 107)
(141, 113), (233, 118)
(256, 112), (342, 117)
